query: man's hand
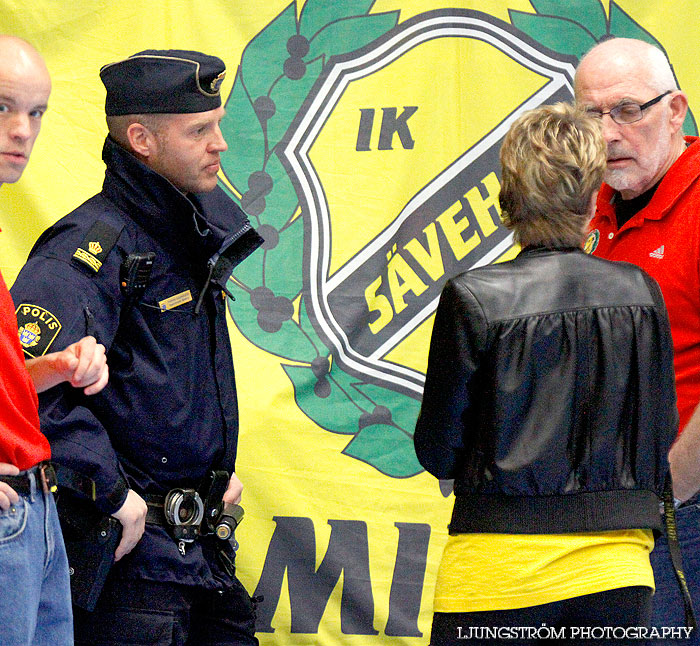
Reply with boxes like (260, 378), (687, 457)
(222, 472), (243, 505)
(669, 402), (700, 503)
(26, 336), (108, 394)
(55, 336), (109, 395)
(0, 462), (20, 511)
(111, 489), (148, 562)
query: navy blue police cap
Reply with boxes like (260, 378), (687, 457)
(99, 49), (226, 116)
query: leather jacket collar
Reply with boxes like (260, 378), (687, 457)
(519, 244), (584, 256)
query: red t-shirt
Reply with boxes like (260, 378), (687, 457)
(0, 267), (50, 469)
(587, 137), (700, 434)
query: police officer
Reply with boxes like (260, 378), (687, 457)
(10, 50), (263, 645)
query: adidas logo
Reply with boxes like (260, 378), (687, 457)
(649, 245), (665, 259)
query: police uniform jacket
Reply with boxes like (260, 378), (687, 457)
(414, 247), (678, 536)
(11, 136), (263, 587)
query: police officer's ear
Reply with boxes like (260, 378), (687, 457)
(126, 122), (159, 159)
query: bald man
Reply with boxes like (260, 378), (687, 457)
(576, 38), (700, 636)
(0, 35), (108, 646)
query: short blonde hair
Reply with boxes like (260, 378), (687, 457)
(106, 113), (170, 149)
(499, 102), (606, 248)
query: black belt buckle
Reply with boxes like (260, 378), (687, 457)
(38, 462), (58, 494)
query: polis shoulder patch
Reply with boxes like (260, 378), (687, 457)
(15, 304), (62, 358)
(71, 221), (122, 273)
(584, 230), (600, 255)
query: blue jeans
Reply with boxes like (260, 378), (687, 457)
(649, 499), (700, 643)
(0, 467), (73, 646)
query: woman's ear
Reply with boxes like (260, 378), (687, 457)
(588, 190), (599, 220)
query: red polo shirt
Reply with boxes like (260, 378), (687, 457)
(587, 136), (700, 433)
(0, 266), (50, 470)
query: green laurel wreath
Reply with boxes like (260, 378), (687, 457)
(509, 0), (697, 135)
(218, 0), (693, 480)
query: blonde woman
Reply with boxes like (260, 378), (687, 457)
(415, 103), (677, 645)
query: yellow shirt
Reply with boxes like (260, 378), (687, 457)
(434, 530), (655, 612)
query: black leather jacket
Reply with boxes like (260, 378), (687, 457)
(414, 247), (677, 534)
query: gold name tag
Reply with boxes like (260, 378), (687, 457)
(159, 290), (193, 312)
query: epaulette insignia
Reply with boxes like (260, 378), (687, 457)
(15, 304), (62, 358)
(71, 221), (122, 273)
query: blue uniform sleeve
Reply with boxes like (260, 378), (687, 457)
(413, 277), (487, 479)
(11, 253), (129, 513)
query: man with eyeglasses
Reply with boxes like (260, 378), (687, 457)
(576, 37), (700, 638)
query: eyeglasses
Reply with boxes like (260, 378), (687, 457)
(585, 90), (672, 125)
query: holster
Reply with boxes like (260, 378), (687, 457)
(56, 493), (122, 612)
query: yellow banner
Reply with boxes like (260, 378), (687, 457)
(1, 2), (698, 644)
